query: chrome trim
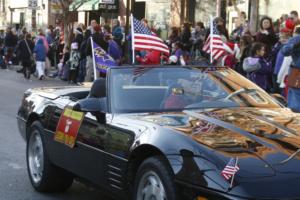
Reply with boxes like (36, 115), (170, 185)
(42, 129), (129, 162)
(109, 177), (122, 184)
(108, 171), (122, 178)
(110, 184), (123, 190)
(16, 115), (27, 122)
(76, 141), (128, 162)
(108, 164), (122, 171)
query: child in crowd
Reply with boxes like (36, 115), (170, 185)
(58, 46), (70, 80)
(172, 42), (190, 65)
(34, 38), (47, 80)
(68, 42), (80, 84)
(243, 42), (272, 91)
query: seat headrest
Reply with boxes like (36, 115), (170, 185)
(89, 78), (106, 98)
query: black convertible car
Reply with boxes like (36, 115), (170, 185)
(17, 66), (300, 200)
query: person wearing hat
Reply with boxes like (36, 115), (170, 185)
(272, 19), (295, 93)
(281, 25), (300, 112)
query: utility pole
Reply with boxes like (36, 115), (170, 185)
(8, 6), (14, 27)
(216, 0), (221, 17)
(125, 0), (131, 36)
(32, 9), (36, 32)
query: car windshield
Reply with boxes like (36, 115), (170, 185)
(110, 67), (281, 113)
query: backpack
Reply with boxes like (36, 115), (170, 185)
(243, 57), (261, 73)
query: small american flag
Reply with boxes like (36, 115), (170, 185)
(202, 19), (231, 61)
(221, 158), (240, 181)
(132, 17), (169, 55)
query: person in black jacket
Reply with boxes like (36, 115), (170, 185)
(180, 23), (192, 51)
(16, 33), (34, 79)
(78, 29), (91, 83)
(236, 35), (253, 76)
(4, 27), (18, 64)
(73, 27), (83, 48)
(85, 25), (108, 82)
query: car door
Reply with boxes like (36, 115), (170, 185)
(77, 112), (135, 192)
(44, 104), (107, 188)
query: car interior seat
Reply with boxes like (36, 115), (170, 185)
(88, 78), (106, 98)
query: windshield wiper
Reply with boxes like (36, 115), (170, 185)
(224, 88), (260, 100)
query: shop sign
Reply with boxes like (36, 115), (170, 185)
(28, 0), (38, 9)
(99, 0), (119, 12)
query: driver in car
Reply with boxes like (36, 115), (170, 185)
(164, 77), (204, 109)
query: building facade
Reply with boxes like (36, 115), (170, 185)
(0, 0), (56, 31)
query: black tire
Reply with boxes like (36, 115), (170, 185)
(133, 156), (178, 200)
(26, 121), (73, 192)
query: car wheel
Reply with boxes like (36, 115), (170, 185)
(27, 121), (73, 192)
(133, 156), (178, 200)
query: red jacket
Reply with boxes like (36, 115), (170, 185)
(136, 50), (161, 65)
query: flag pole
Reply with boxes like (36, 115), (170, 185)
(229, 157), (238, 189)
(130, 14), (135, 65)
(209, 15), (214, 64)
(91, 37), (97, 81)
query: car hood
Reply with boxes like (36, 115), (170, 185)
(28, 83), (92, 100)
(126, 107), (300, 177)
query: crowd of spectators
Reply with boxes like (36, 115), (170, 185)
(1, 10), (300, 111)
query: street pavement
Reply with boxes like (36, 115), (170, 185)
(0, 68), (112, 200)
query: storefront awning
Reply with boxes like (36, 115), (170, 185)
(69, 0), (100, 11)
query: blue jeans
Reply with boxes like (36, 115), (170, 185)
(77, 58), (87, 83)
(288, 88), (300, 112)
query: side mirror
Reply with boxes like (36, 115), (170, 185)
(271, 94), (287, 107)
(73, 98), (107, 113)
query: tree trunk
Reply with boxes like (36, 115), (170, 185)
(59, 0), (74, 48)
(249, 0), (259, 35)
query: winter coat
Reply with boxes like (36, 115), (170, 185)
(112, 25), (123, 45)
(247, 56), (272, 91)
(34, 39), (47, 62)
(273, 51), (284, 75)
(80, 31), (92, 59)
(74, 34), (83, 48)
(136, 50), (161, 65)
(236, 45), (251, 76)
(230, 25), (244, 42)
(180, 30), (191, 50)
(46, 33), (53, 46)
(4, 32), (18, 48)
(17, 39), (34, 61)
(281, 35), (300, 68)
(36, 35), (49, 53)
(191, 30), (206, 49)
(255, 30), (278, 55)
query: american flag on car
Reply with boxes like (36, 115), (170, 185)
(221, 157), (240, 181)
